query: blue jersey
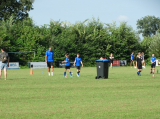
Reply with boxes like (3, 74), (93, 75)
(46, 50), (54, 62)
(151, 57), (156, 64)
(75, 57), (82, 66)
(65, 57), (70, 66)
(131, 54), (134, 60)
(142, 55), (144, 60)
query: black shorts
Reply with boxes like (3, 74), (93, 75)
(47, 61), (53, 68)
(151, 64), (155, 68)
(76, 66), (81, 70)
(65, 66), (70, 69)
(110, 59), (113, 64)
(138, 64), (142, 69)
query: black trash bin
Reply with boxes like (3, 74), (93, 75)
(95, 59), (110, 79)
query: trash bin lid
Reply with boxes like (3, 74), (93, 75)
(96, 59), (110, 62)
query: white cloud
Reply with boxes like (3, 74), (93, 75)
(117, 15), (129, 22)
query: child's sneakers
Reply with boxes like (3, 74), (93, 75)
(69, 71), (73, 77)
(137, 72), (141, 76)
(51, 72), (53, 76)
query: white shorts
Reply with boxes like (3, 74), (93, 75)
(142, 60), (145, 63)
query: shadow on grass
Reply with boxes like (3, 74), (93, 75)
(8, 78), (27, 80)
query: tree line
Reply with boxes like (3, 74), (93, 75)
(0, 1), (160, 67)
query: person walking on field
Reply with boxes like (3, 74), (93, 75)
(62, 53), (72, 78)
(130, 52), (136, 68)
(74, 53), (83, 77)
(136, 52), (143, 76)
(45, 47), (54, 76)
(109, 53), (114, 68)
(0, 47), (9, 80)
(150, 53), (156, 78)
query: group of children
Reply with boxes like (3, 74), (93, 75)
(62, 52), (156, 78)
(130, 52), (146, 69)
(62, 53), (83, 78)
(62, 52), (115, 77)
(130, 52), (156, 77)
(46, 47), (157, 78)
(62, 52), (116, 78)
(45, 47), (83, 78)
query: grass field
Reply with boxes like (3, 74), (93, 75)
(0, 66), (160, 119)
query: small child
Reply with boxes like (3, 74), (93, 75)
(150, 53), (156, 78)
(74, 53), (83, 77)
(130, 52), (136, 68)
(136, 52), (143, 76)
(62, 53), (72, 77)
(109, 53), (114, 68)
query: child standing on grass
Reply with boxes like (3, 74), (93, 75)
(130, 52), (136, 68)
(62, 53), (72, 78)
(74, 53), (83, 77)
(150, 53), (156, 78)
(45, 47), (54, 76)
(0, 47), (9, 80)
(136, 52), (143, 76)
(109, 53), (114, 68)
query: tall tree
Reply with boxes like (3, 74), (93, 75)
(0, 16), (141, 66)
(137, 16), (160, 37)
(0, 0), (34, 21)
(140, 36), (152, 59)
(107, 22), (140, 60)
(149, 33), (160, 57)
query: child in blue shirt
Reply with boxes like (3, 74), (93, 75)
(74, 53), (83, 77)
(150, 53), (156, 77)
(62, 53), (72, 77)
(130, 52), (136, 68)
(45, 47), (54, 76)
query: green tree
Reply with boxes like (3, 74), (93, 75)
(107, 22), (140, 60)
(0, 0), (34, 21)
(149, 33), (160, 57)
(137, 16), (160, 37)
(49, 18), (140, 66)
(0, 16), (50, 65)
(0, 16), (141, 67)
(140, 36), (152, 59)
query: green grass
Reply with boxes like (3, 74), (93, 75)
(0, 66), (160, 119)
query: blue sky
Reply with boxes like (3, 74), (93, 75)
(29, 0), (160, 32)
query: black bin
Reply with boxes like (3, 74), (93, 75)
(95, 59), (110, 79)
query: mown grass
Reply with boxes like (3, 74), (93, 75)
(0, 66), (160, 119)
